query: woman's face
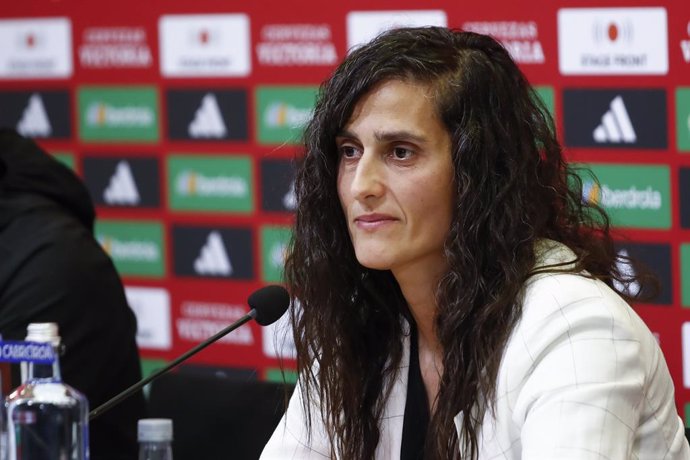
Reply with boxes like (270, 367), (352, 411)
(336, 79), (455, 279)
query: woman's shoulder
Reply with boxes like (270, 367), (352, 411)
(520, 239), (641, 336)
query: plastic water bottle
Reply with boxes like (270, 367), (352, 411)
(138, 419), (173, 460)
(5, 323), (89, 460)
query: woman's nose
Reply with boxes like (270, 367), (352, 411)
(350, 152), (384, 201)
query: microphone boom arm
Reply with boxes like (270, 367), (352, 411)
(89, 309), (257, 421)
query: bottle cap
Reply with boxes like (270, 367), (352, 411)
(138, 418), (173, 442)
(26, 323), (60, 346)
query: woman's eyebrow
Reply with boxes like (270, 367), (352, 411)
(336, 129), (427, 144)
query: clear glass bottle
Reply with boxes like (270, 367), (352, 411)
(138, 419), (173, 460)
(5, 323), (89, 460)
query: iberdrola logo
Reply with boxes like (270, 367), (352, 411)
(175, 170), (247, 198)
(97, 235), (159, 262)
(100, 235), (113, 255)
(582, 180), (601, 205)
(582, 180), (661, 210)
(264, 102), (312, 129)
(86, 102), (154, 127)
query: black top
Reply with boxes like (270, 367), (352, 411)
(0, 129), (146, 460)
(401, 325), (431, 460)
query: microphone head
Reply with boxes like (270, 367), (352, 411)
(248, 285), (290, 326)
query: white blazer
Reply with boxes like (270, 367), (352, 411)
(261, 242), (690, 459)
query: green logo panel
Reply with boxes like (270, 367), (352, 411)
(682, 244), (690, 307)
(264, 368), (298, 384)
(577, 163), (671, 229)
(261, 226), (292, 283)
(78, 86), (159, 142)
(95, 220), (165, 277)
(533, 85), (556, 120)
(50, 151), (75, 170)
(168, 155), (253, 213)
(677, 88), (690, 152)
(256, 86), (318, 145)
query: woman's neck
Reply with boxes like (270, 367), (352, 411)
(394, 263), (446, 411)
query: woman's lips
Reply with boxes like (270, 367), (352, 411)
(354, 214), (397, 229)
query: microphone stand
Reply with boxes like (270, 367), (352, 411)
(89, 309), (257, 421)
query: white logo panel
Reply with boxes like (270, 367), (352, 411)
(262, 300), (296, 359)
(558, 8), (668, 75)
(125, 286), (172, 350)
(159, 14), (250, 77)
(346, 10), (447, 52)
(0, 18), (72, 79)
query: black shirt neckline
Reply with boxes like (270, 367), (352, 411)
(401, 325), (431, 460)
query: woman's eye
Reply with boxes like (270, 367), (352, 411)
(392, 147), (414, 159)
(340, 146), (359, 158)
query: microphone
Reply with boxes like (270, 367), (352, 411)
(89, 285), (290, 421)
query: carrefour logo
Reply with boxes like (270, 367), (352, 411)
(256, 86), (318, 144)
(168, 155), (253, 213)
(175, 170), (248, 198)
(578, 163), (670, 229)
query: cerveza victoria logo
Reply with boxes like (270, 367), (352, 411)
(168, 155), (253, 213)
(563, 89), (667, 149)
(172, 226), (253, 279)
(578, 163), (670, 229)
(95, 220), (165, 277)
(78, 86), (159, 142)
(166, 89), (248, 141)
(0, 91), (71, 139)
(82, 156), (160, 208)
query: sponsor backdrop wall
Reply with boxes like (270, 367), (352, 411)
(2, 0), (690, 421)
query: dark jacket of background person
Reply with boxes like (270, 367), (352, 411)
(0, 129), (146, 459)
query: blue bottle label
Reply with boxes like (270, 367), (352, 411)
(0, 340), (56, 364)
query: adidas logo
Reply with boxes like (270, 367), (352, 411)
(194, 231), (233, 276)
(612, 249), (641, 297)
(188, 93), (227, 138)
(16, 94), (52, 137)
(592, 96), (637, 144)
(103, 161), (141, 206)
(282, 181), (296, 210)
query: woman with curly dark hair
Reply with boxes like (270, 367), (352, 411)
(261, 27), (688, 459)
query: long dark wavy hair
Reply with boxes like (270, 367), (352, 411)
(284, 27), (642, 459)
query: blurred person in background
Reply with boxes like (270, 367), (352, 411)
(261, 28), (689, 459)
(0, 128), (146, 459)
